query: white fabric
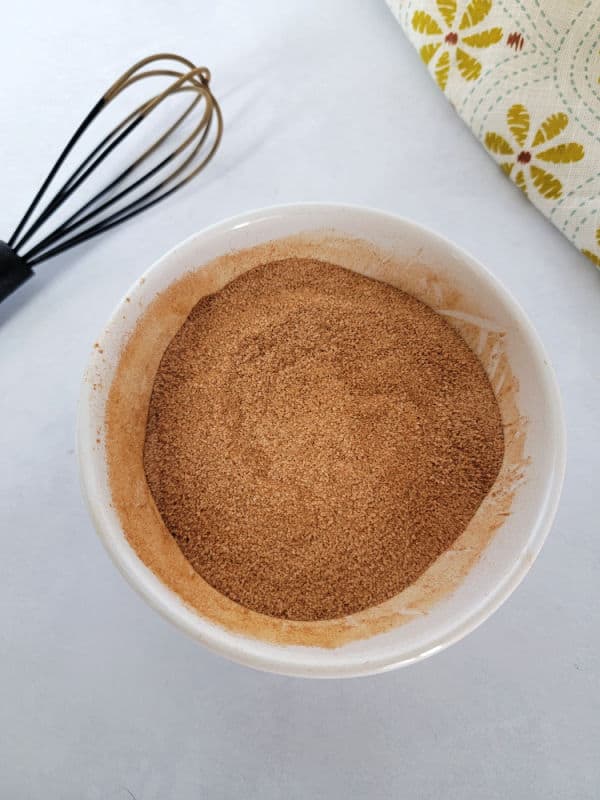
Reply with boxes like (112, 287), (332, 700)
(387, 0), (600, 267)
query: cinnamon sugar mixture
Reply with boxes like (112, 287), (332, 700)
(143, 258), (504, 621)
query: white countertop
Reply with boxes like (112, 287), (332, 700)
(1, 1), (599, 797)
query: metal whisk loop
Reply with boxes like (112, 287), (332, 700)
(7, 53), (222, 267)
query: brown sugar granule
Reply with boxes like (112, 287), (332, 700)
(143, 258), (505, 621)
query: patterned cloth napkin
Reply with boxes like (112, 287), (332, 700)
(386, 0), (600, 267)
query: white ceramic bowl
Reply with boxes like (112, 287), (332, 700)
(78, 203), (565, 678)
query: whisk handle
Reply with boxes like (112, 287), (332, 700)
(0, 241), (33, 302)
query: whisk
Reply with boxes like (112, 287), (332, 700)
(0, 53), (223, 303)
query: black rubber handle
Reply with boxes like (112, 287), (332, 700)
(0, 241), (33, 302)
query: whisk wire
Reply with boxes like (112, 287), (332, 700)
(22, 89), (217, 262)
(15, 115), (147, 252)
(24, 107), (222, 267)
(7, 99), (104, 250)
(24, 84), (204, 251)
(7, 54), (222, 268)
(23, 103), (208, 260)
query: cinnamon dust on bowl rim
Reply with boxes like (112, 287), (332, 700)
(142, 257), (504, 621)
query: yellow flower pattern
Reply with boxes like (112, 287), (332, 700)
(388, 1), (598, 268)
(582, 228), (600, 268)
(412, 0), (503, 90)
(484, 105), (584, 200)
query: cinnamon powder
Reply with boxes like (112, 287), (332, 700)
(143, 258), (505, 621)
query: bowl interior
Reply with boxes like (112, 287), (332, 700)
(78, 204), (565, 677)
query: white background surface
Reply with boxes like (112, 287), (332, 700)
(1, 1), (599, 798)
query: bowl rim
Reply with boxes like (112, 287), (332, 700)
(77, 201), (567, 678)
